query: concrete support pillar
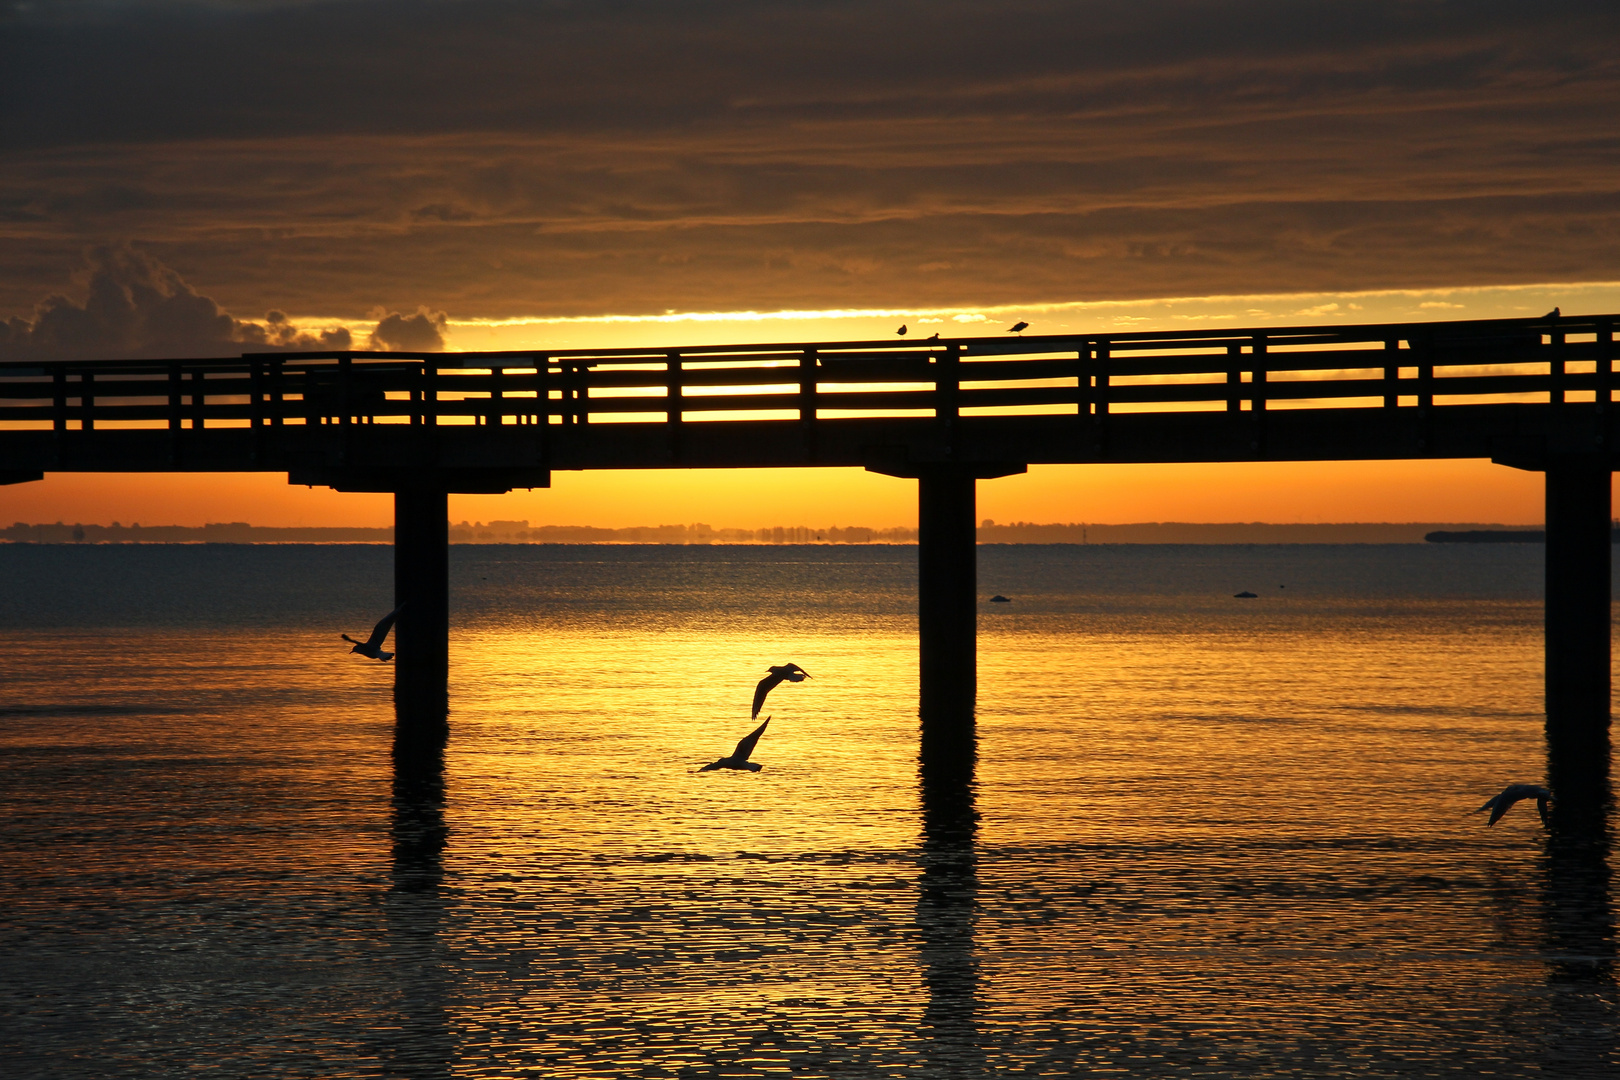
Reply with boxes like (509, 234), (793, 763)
(1544, 456), (1612, 826)
(869, 462), (1024, 774)
(917, 468), (980, 765)
(394, 484), (450, 728)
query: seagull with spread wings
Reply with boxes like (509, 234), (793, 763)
(342, 604), (404, 662)
(753, 663), (810, 718)
(1473, 783), (1553, 826)
(699, 717), (771, 772)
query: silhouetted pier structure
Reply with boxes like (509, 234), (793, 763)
(2, 313), (1614, 769)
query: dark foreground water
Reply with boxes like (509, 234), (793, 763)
(0, 543), (1614, 1078)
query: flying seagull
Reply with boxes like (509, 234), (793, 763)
(343, 604), (404, 662)
(1008, 320), (1029, 334)
(1544, 307), (1561, 319)
(1473, 783), (1553, 826)
(753, 663), (810, 718)
(897, 324), (908, 336)
(699, 717), (770, 772)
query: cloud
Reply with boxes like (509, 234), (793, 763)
(0, 245), (415, 361)
(369, 308), (447, 352)
(0, 2), (1617, 319)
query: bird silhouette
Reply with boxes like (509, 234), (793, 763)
(753, 663), (810, 718)
(343, 604), (404, 662)
(1473, 783), (1553, 826)
(897, 324), (908, 336)
(699, 717), (770, 772)
(1008, 321), (1029, 334)
(927, 332), (940, 341)
(1544, 306), (1561, 319)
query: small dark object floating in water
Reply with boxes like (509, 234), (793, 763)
(1234, 590), (1258, 598)
(989, 594), (1011, 603)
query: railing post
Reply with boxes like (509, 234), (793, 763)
(800, 347), (818, 460)
(665, 352), (682, 462)
(190, 370), (204, 431)
(52, 368), (67, 433)
(250, 361), (264, 431)
(1383, 339), (1399, 410)
(487, 365), (504, 427)
(1418, 349), (1434, 413)
(1250, 333), (1267, 413)
(81, 372), (95, 432)
(1077, 342), (1093, 417)
(1094, 339), (1111, 416)
(936, 343), (960, 427)
(424, 361), (438, 427)
(269, 360), (284, 429)
(338, 356), (353, 431)
(1598, 318), (1613, 418)
(1550, 324), (1567, 406)
(1226, 344), (1241, 413)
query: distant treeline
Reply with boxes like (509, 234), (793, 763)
(4, 519), (1547, 545)
(2, 521), (393, 544)
(1425, 530), (1547, 543)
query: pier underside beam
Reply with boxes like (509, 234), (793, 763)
(869, 462), (1025, 772)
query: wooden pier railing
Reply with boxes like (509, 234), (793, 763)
(0, 315), (1612, 433)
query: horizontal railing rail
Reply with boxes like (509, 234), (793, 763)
(0, 314), (1612, 431)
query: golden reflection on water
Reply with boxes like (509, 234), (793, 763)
(0, 543), (1613, 1076)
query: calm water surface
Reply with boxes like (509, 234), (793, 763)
(0, 543), (1614, 1077)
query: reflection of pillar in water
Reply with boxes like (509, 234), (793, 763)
(1537, 728), (1615, 1073)
(378, 719), (455, 1079)
(915, 756), (983, 1072)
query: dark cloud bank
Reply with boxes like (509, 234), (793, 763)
(1, 1), (1617, 325)
(0, 245), (444, 361)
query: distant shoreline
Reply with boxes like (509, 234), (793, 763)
(1, 521), (1548, 545)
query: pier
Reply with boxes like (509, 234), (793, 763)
(2, 313), (1614, 774)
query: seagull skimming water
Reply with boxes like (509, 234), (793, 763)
(699, 717), (770, 772)
(343, 604), (404, 662)
(1474, 783), (1553, 826)
(753, 663), (810, 718)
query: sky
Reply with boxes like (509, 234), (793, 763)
(2, 1), (1618, 528)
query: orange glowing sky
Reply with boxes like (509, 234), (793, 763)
(3, 2), (1617, 528)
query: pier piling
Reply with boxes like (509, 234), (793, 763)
(394, 483), (450, 726)
(871, 463), (1025, 771)
(1543, 455), (1613, 822)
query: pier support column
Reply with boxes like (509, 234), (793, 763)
(869, 462), (1026, 773)
(1544, 455), (1613, 824)
(394, 484), (450, 729)
(917, 468), (980, 758)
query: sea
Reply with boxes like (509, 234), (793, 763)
(0, 542), (1614, 1078)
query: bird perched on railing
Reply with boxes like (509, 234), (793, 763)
(343, 604), (404, 661)
(1543, 307), (1560, 319)
(897, 324), (907, 336)
(699, 717), (770, 772)
(753, 663), (810, 718)
(1008, 321), (1029, 334)
(1473, 783), (1553, 826)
